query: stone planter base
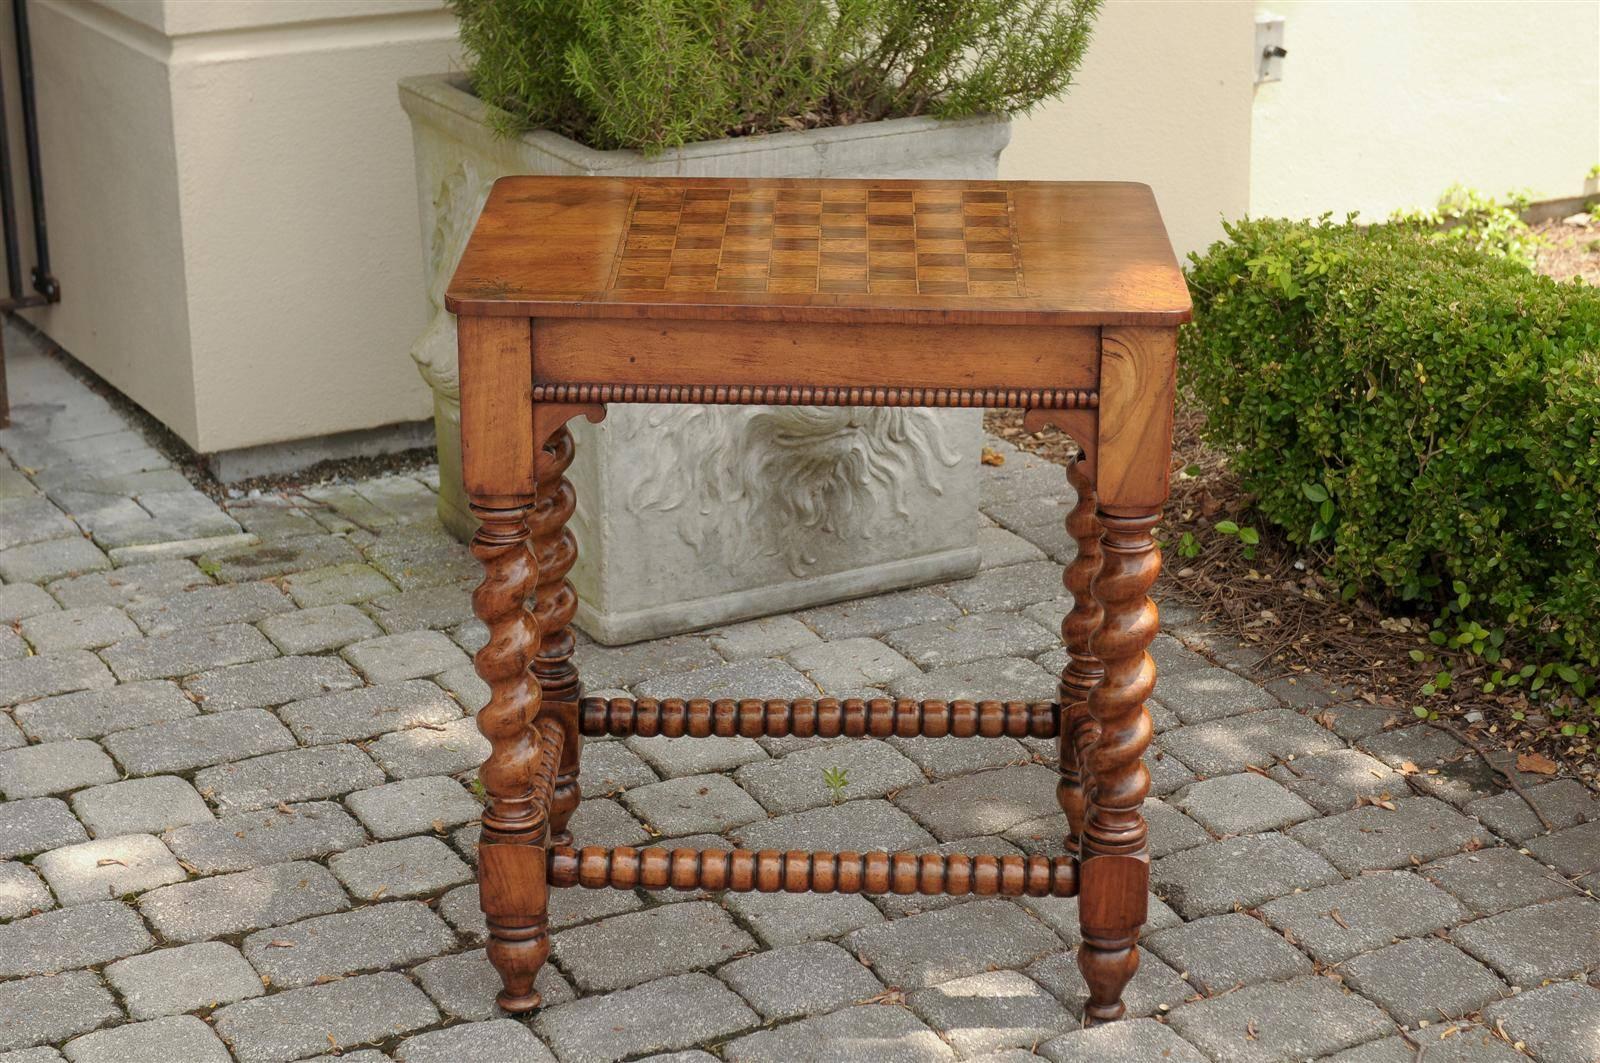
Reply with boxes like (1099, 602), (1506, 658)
(400, 74), (1009, 643)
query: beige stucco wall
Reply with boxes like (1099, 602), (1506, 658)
(0, 0), (1593, 456)
(1004, 0), (1257, 260)
(10, 0), (458, 454)
(1250, 0), (1600, 220)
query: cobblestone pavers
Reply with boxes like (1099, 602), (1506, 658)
(0, 339), (1595, 1061)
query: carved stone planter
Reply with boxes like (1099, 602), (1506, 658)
(399, 73), (1009, 644)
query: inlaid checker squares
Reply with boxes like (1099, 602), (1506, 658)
(609, 186), (1024, 297)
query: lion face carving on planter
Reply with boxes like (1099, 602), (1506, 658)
(625, 404), (963, 575)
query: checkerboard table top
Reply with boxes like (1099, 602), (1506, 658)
(448, 177), (1190, 327)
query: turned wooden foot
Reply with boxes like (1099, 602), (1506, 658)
(1077, 508), (1159, 1025)
(1056, 454), (1104, 858)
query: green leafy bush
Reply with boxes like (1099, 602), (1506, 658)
(1390, 185), (1540, 268)
(1182, 216), (1600, 670)
(450, 0), (1101, 153)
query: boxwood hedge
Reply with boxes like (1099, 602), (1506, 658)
(1181, 216), (1600, 670)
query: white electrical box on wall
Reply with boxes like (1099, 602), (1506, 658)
(1256, 13), (1286, 83)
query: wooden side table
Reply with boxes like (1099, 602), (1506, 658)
(447, 177), (1191, 1026)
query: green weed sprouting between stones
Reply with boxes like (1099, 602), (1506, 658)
(1182, 213), (1600, 728)
(449, 0), (1101, 154)
(822, 766), (849, 805)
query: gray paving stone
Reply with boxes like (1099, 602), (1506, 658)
(635, 657), (819, 701)
(282, 562), (397, 607)
(139, 861), (348, 943)
(35, 833), (185, 905)
(197, 742), (384, 812)
(1158, 708), (1343, 775)
(534, 972), (757, 1063)
(0, 797), (86, 859)
(1342, 937), (1506, 1026)
(297, 1054), (391, 1063)
(200, 533), (363, 584)
(163, 800), (367, 874)
(1421, 847), (1575, 916)
(18, 607), (137, 654)
(1173, 771), (1317, 835)
(0, 537), (110, 583)
(798, 588), (962, 640)
(786, 637), (921, 693)
(0, 651), (115, 707)
(736, 739), (925, 814)
(719, 940), (882, 1020)
(447, 619), (487, 654)
(258, 603), (381, 655)
(46, 560), (207, 611)
(707, 616), (821, 661)
(634, 1053), (719, 1063)
(0, 714), (20, 749)
(0, 583), (60, 622)
(103, 941), (264, 1019)
(278, 680), (459, 744)
(576, 740), (657, 796)
(225, 499), (324, 541)
(346, 775), (479, 839)
(558, 797), (650, 849)
(894, 764), (1060, 841)
(1288, 796), (1494, 874)
(366, 715), (489, 778)
(1156, 665), (1279, 723)
(0, 901), (153, 976)
(1151, 832), (1341, 918)
(1165, 975), (1391, 1063)
(1038, 1019), (1207, 1063)
(626, 734), (768, 778)
(1467, 779), (1600, 844)
(942, 561), (1062, 613)
(883, 738), (1027, 788)
(328, 836), (473, 900)
(0, 972), (121, 1054)
(413, 947), (574, 1021)
(0, 861), (52, 919)
(1526, 819), (1600, 876)
(1145, 912), (1310, 994)
(362, 525), (478, 590)
(0, 740), (118, 798)
(1025, 944), (1194, 1020)
(364, 582), (475, 636)
(126, 581), (291, 636)
(431, 661), (487, 709)
(1481, 980), (1600, 1063)
(213, 972), (439, 1063)
(1324, 1026), (1524, 1063)
(977, 525), (1047, 568)
(342, 629), (469, 683)
(105, 707), (295, 777)
(621, 773), (766, 836)
(1453, 896), (1600, 985)
(889, 655), (1058, 702)
(0, 1047), (66, 1063)
(101, 623), (278, 682)
(12, 681), (195, 742)
(552, 900), (756, 993)
(907, 969), (1073, 1055)
(1313, 701), (1408, 742)
(572, 635), (723, 690)
(723, 889), (885, 947)
(1270, 748), (1404, 815)
(846, 898), (1061, 989)
(1258, 870), (1468, 963)
(1147, 744), (1198, 796)
(62, 1014), (229, 1063)
(1408, 753), (1540, 810)
(733, 798), (933, 853)
(394, 1020), (554, 1063)
(1358, 724), (1468, 770)
(883, 612), (1056, 671)
(184, 655), (361, 712)
(726, 1004), (951, 1063)
(242, 900), (455, 989)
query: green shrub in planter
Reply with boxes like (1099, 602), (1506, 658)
(1182, 217), (1600, 669)
(450, 0), (1100, 153)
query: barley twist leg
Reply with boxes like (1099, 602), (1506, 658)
(1057, 454), (1104, 858)
(1077, 509), (1159, 1025)
(470, 500), (550, 1013)
(530, 426), (582, 846)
